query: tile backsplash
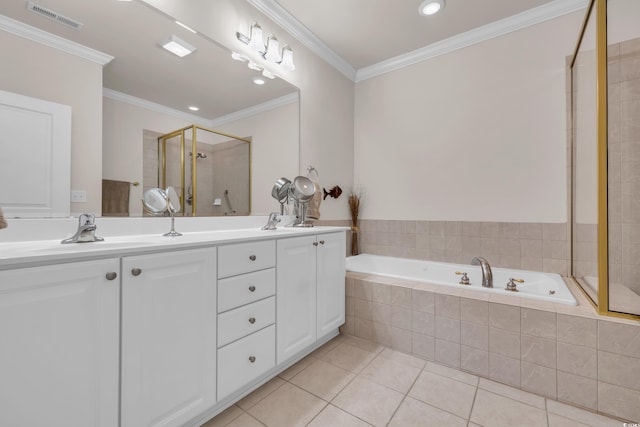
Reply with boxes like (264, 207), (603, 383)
(354, 220), (570, 276)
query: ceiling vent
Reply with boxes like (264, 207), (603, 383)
(26, 2), (84, 31)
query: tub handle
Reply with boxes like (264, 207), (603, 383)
(505, 278), (524, 292)
(455, 271), (470, 285)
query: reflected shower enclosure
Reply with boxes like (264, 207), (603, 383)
(154, 125), (251, 217)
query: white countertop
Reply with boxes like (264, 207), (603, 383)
(0, 225), (348, 270)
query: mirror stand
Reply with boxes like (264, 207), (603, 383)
(163, 210), (182, 237)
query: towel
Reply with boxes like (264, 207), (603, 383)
(0, 207), (7, 229)
(102, 179), (130, 217)
(306, 180), (322, 220)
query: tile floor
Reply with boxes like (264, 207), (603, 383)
(202, 334), (624, 427)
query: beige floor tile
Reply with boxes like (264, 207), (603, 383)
(470, 389), (547, 427)
(377, 347), (426, 369)
(388, 396), (466, 427)
(423, 361), (479, 386)
(247, 383), (326, 427)
(341, 335), (385, 353)
(478, 378), (545, 409)
(236, 377), (285, 410)
(225, 413), (265, 427)
(307, 404), (372, 427)
(548, 413), (590, 427)
(546, 399), (621, 427)
(320, 342), (377, 373)
(289, 359), (355, 401)
(333, 377), (404, 427)
(408, 371), (476, 419)
(201, 405), (244, 427)
(278, 356), (316, 381)
(359, 355), (421, 393)
(310, 338), (341, 358)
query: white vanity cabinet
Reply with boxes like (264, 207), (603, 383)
(216, 240), (277, 400)
(0, 259), (120, 427)
(121, 247), (217, 427)
(276, 232), (346, 363)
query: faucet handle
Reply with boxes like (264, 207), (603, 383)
(505, 278), (523, 292)
(455, 271), (470, 285)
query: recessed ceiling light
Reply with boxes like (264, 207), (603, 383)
(175, 21), (197, 34)
(419, 0), (445, 16)
(188, 106), (199, 111)
(253, 78), (265, 85)
(159, 34), (196, 57)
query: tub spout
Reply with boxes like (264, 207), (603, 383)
(471, 257), (493, 288)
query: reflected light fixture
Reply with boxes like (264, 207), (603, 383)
(279, 46), (295, 71)
(262, 69), (276, 79)
(419, 0), (445, 16)
(175, 21), (197, 34)
(188, 106), (199, 111)
(247, 61), (262, 71)
(263, 35), (282, 63)
(231, 51), (248, 62)
(253, 77), (265, 85)
(159, 34), (196, 57)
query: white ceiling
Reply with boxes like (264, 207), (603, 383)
(274, 0), (557, 70)
(0, 0), (587, 119)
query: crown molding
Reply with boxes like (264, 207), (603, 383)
(103, 88), (211, 126)
(0, 14), (113, 65)
(356, 0), (588, 82)
(209, 92), (298, 127)
(103, 88), (298, 128)
(246, 0), (587, 83)
(246, 0), (357, 81)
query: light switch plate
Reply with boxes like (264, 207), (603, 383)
(71, 190), (87, 202)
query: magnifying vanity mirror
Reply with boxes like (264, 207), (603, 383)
(142, 187), (182, 237)
(0, 0), (300, 218)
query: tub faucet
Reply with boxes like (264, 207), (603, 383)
(261, 212), (281, 230)
(61, 213), (104, 244)
(471, 256), (493, 288)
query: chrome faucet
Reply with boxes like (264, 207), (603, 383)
(61, 213), (104, 244)
(471, 256), (493, 288)
(261, 212), (281, 230)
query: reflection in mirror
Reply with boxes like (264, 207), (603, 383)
(571, 2), (599, 304)
(0, 0), (299, 217)
(606, 0), (640, 316)
(155, 126), (251, 217)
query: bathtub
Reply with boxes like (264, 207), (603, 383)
(346, 254), (577, 306)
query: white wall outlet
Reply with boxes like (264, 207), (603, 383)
(213, 198), (222, 206)
(71, 190), (87, 203)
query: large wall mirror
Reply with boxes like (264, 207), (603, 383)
(571, 0), (640, 319)
(0, 0), (300, 217)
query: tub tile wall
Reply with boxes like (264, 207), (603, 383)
(344, 274), (640, 421)
(358, 220), (570, 276)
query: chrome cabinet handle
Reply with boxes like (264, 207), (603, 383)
(249, 317), (256, 324)
(131, 268), (142, 276)
(319, 240), (325, 245)
(249, 356), (256, 363)
(106, 272), (117, 281)
(249, 285), (256, 292)
(313, 242), (319, 246)
(249, 255), (256, 261)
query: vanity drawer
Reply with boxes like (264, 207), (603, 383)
(218, 268), (276, 313)
(218, 296), (275, 347)
(217, 325), (275, 400)
(218, 240), (275, 278)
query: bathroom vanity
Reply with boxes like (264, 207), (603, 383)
(0, 225), (346, 427)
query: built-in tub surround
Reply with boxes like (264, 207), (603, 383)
(347, 254), (576, 305)
(343, 271), (640, 422)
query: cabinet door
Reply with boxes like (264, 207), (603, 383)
(122, 248), (217, 427)
(316, 232), (346, 338)
(276, 235), (317, 363)
(0, 259), (120, 427)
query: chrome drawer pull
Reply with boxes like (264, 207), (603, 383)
(249, 317), (256, 324)
(313, 242), (318, 246)
(249, 255), (257, 261)
(131, 268), (142, 276)
(249, 356), (256, 363)
(249, 285), (256, 292)
(319, 240), (325, 245)
(106, 272), (117, 281)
